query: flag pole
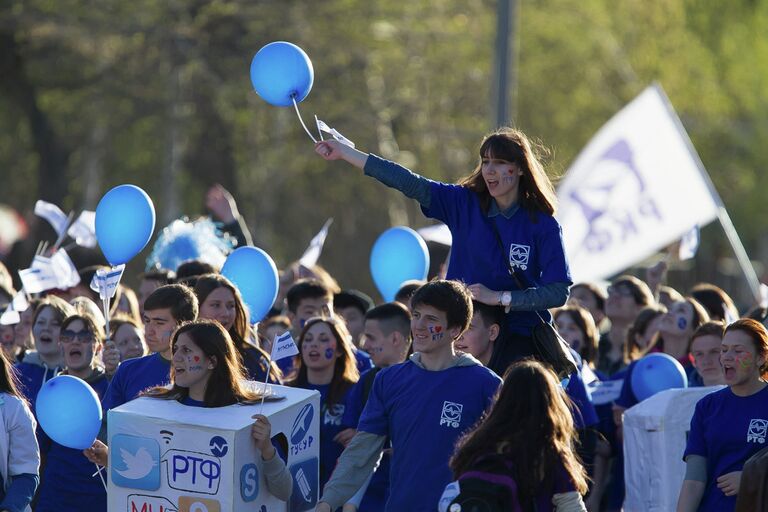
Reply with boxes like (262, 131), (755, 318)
(653, 83), (761, 303)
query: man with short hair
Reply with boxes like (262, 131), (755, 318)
(102, 284), (198, 410)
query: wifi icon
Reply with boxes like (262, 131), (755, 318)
(160, 430), (174, 445)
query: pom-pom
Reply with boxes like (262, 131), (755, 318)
(145, 217), (235, 272)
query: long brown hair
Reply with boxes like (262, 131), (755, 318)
(144, 320), (265, 407)
(288, 316), (359, 408)
(450, 360), (588, 506)
(625, 305), (666, 363)
(194, 273), (281, 382)
(0, 350), (24, 401)
(458, 128), (557, 216)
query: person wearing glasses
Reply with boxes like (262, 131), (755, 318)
(35, 312), (108, 512)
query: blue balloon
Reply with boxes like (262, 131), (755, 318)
(250, 41), (314, 107)
(630, 353), (688, 402)
(96, 184), (156, 265)
(221, 246), (279, 323)
(36, 375), (103, 450)
(370, 226), (429, 302)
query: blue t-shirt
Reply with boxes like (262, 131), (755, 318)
(102, 352), (171, 410)
(684, 385), (768, 512)
(342, 368), (389, 512)
(422, 181), (570, 335)
(299, 382), (353, 493)
(565, 369), (599, 430)
(13, 361), (59, 417)
(36, 373), (110, 512)
(358, 360), (501, 511)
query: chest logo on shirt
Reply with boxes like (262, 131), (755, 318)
(747, 418), (768, 444)
(324, 403), (345, 426)
(440, 401), (463, 428)
(509, 243), (530, 270)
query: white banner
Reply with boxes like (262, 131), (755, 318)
(271, 331), (299, 362)
(556, 84), (720, 283)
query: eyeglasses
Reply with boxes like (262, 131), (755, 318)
(60, 329), (95, 344)
(607, 285), (635, 298)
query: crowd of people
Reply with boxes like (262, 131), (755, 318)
(0, 127), (764, 511)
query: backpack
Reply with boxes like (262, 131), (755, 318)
(439, 455), (525, 512)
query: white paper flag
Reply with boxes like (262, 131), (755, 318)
(299, 218), (333, 269)
(11, 291), (28, 313)
(89, 265), (126, 300)
(556, 84), (720, 283)
(50, 249), (81, 289)
(0, 308), (19, 325)
(316, 118), (355, 148)
(270, 331), (299, 362)
(18, 266), (56, 294)
(34, 200), (69, 236)
(67, 210), (97, 248)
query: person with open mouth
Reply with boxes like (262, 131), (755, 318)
(35, 312), (109, 512)
(678, 318), (768, 512)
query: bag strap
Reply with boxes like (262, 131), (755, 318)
(488, 219), (549, 325)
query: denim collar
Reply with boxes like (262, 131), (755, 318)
(487, 199), (519, 219)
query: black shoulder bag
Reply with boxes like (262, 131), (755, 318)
(489, 221), (577, 381)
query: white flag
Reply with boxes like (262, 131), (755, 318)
(299, 218), (333, 268)
(678, 226), (700, 261)
(34, 200), (69, 236)
(556, 84), (720, 283)
(11, 291), (28, 313)
(67, 211), (97, 248)
(417, 223), (453, 246)
(50, 249), (81, 289)
(89, 265), (125, 300)
(18, 266), (56, 294)
(0, 308), (19, 325)
(270, 331), (299, 362)
(316, 118), (356, 148)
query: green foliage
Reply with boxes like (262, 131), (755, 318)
(1, 0), (766, 299)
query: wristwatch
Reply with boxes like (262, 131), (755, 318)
(500, 291), (512, 307)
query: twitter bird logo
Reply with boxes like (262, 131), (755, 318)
(116, 446), (157, 479)
(111, 434), (161, 491)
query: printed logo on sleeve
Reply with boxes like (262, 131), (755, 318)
(747, 418), (768, 444)
(509, 243), (530, 270)
(440, 401), (463, 428)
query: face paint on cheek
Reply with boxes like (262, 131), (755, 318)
(429, 325), (444, 341)
(324, 348), (334, 359)
(299, 319), (306, 329)
(677, 317), (688, 330)
(737, 353), (754, 369)
(188, 365), (204, 372)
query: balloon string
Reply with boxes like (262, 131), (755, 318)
(94, 463), (107, 491)
(292, 95), (318, 143)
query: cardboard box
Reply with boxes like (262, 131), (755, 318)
(623, 386), (724, 512)
(107, 384), (320, 512)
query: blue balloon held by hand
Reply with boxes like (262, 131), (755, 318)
(250, 41), (314, 107)
(370, 226), (429, 302)
(96, 184), (156, 266)
(630, 352), (688, 402)
(36, 375), (103, 450)
(221, 246), (279, 323)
